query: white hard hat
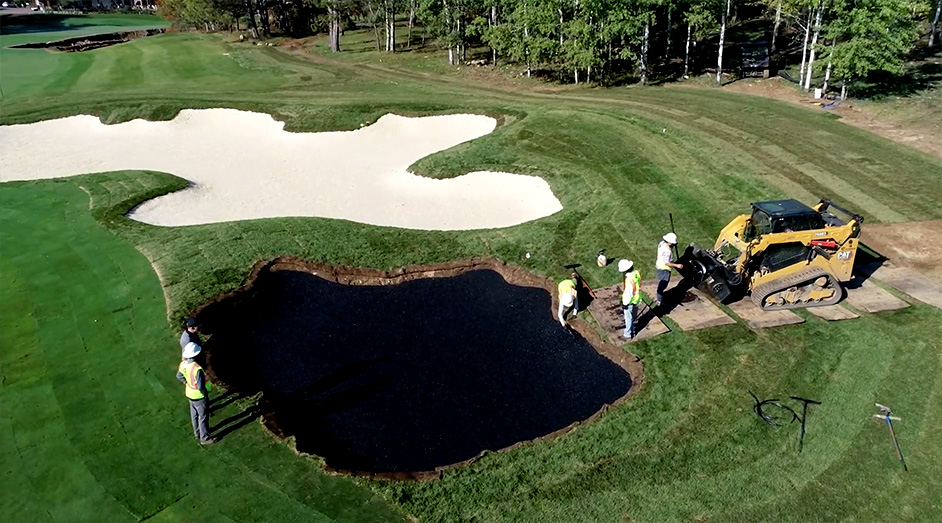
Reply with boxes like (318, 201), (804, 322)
(663, 232), (678, 244)
(618, 259), (634, 272)
(182, 342), (202, 359)
(561, 293), (575, 307)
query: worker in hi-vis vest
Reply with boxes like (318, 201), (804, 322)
(655, 232), (683, 306)
(620, 259), (642, 339)
(177, 342), (216, 445)
(557, 273), (580, 328)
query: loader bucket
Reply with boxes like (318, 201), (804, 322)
(677, 245), (736, 303)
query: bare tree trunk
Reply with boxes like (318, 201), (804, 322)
(328, 2), (341, 52)
(408, 0), (415, 48)
(247, 0), (259, 39)
(491, 5), (498, 64)
(840, 82), (847, 100)
(385, 0), (395, 52)
(716, 0), (730, 84)
(574, 68), (579, 84)
(930, 0), (942, 47)
(798, 8), (811, 85)
(368, 2), (381, 51)
(803, 0), (824, 92)
(641, 22), (649, 85)
(524, 4), (531, 77)
(684, 24), (691, 77)
(771, 0), (782, 55)
(822, 39), (834, 94)
(666, 7), (672, 58)
(558, 7), (564, 46)
(257, 0), (270, 37)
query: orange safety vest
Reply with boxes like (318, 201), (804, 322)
(179, 360), (206, 400)
(623, 270), (642, 305)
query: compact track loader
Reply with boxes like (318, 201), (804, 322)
(677, 199), (863, 311)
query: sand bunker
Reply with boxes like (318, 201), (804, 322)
(0, 109), (562, 230)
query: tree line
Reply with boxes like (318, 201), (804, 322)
(156, 0), (942, 98)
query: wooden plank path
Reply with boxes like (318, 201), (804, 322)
(844, 278), (909, 313)
(586, 260), (940, 342)
(726, 299), (805, 328)
(587, 285), (669, 343)
(806, 305), (859, 321)
(856, 263), (942, 311)
(640, 279), (736, 331)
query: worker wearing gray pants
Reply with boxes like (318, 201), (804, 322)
(655, 232), (683, 306)
(177, 342), (216, 445)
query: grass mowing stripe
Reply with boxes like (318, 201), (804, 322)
(40, 51), (94, 95)
(106, 41), (145, 88)
(1, 180), (406, 522)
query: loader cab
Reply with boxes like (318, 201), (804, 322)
(744, 199), (826, 240)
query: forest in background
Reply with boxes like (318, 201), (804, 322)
(147, 1), (941, 98)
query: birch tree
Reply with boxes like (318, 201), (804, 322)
(802, 0), (825, 91)
(684, 1), (717, 78)
(716, 0), (731, 84)
(930, 0), (941, 47)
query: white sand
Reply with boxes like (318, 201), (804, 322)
(0, 109), (562, 230)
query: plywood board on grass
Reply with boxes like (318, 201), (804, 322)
(844, 278), (909, 313)
(862, 264), (942, 311)
(587, 284), (670, 343)
(806, 305), (859, 321)
(726, 299), (805, 329)
(640, 280), (736, 331)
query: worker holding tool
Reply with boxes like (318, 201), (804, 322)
(557, 273), (580, 328)
(619, 259), (642, 339)
(177, 342), (216, 445)
(655, 232), (683, 307)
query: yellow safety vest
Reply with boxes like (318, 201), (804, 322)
(558, 279), (577, 300)
(179, 360), (207, 400)
(623, 270), (642, 305)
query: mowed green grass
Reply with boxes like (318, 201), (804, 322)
(2, 15), (942, 523)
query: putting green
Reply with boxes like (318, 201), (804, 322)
(2, 14), (942, 523)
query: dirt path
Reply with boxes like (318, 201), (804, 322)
(862, 220), (942, 282)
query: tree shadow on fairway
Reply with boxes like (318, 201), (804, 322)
(0, 14), (107, 35)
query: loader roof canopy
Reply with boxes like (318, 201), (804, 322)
(752, 199), (818, 218)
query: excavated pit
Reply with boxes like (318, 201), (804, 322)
(195, 257), (642, 479)
(9, 29), (164, 52)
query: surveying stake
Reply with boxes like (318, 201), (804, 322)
(874, 403), (907, 471)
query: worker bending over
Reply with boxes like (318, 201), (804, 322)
(655, 232), (683, 306)
(177, 342), (216, 445)
(557, 273), (580, 328)
(620, 259), (641, 339)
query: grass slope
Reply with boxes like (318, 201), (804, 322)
(0, 178), (404, 522)
(2, 15), (942, 523)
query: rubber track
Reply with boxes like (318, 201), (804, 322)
(751, 266), (844, 310)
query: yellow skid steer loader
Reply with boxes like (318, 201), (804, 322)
(677, 199), (863, 310)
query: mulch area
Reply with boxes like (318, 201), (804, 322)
(194, 257), (643, 479)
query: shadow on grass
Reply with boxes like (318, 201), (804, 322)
(212, 403), (264, 440)
(0, 14), (121, 35)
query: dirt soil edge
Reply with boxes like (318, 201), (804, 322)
(191, 255), (645, 481)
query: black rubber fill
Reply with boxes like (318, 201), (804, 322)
(199, 269), (632, 474)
